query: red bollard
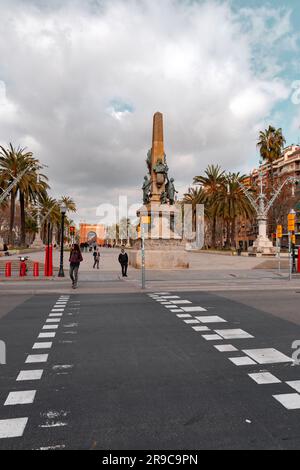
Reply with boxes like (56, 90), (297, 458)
(19, 260), (27, 277)
(49, 245), (53, 276)
(298, 248), (300, 274)
(5, 262), (11, 277)
(44, 246), (53, 276)
(44, 246), (49, 276)
(33, 262), (39, 277)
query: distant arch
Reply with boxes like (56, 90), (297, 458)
(87, 231), (97, 243)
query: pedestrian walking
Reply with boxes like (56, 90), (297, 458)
(69, 243), (83, 289)
(93, 248), (100, 269)
(118, 248), (128, 277)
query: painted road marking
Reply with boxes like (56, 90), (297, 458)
(152, 292), (170, 295)
(286, 381), (300, 393)
(39, 445), (66, 450)
(0, 418), (28, 439)
(165, 305), (177, 309)
(249, 372), (281, 385)
(196, 316), (227, 324)
(17, 370), (44, 381)
(52, 365), (74, 371)
(171, 309), (183, 312)
(49, 313), (63, 317)
(4, 390), (36, 406)
(42, 325), (59, 330)
(184, 319), (200, 324)
(38, 332), (56, 338)
(202, 334), (223, 341)
(46, 319), (61, 323)
(181, 307), (207, 312)
(229, 357), (256, 366)
(32, 342), (52, 350)
(51, 309), (64, 312)
(273, 393), (300, 410)
(161, 296), (180, 299)
(214, 345), (238, 352)
(215, 329), (254, 340)
(242, 349), (293, 365)
(176, 314), (192, 318)
(25, 354), (48, 364)
(192, 326), (210, 332)
(171, 300), (192, 305)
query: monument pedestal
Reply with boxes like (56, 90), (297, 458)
(129, 203), (189, 269)
(30, 233), (44, 249)
(248, 217), (276, 256)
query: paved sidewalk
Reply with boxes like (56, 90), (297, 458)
(1, 248), (298, 294)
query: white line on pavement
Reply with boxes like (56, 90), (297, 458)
(4, 390), (36, 406)
(16, 370), (44, 381)
(0, 418), (28, 439)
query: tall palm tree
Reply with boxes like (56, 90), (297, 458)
(257, 126), (286, 234)
(214, 173), (254, 248)
(183, 187), (207, 234)
(257, 126), (286, 187)
(59, 196), (76, 213)
(0, 145), (31, 244)
(193, 165), (225, 248)
(37, 195), (61, 244)
(56, 196), (76, 244)
(0, 144), (49, 246)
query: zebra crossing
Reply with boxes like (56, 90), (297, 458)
(148, 292), (300, 411)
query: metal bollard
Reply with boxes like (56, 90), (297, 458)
(5, 262), (11, 277)
(19, 260), (27, 277)
(33, 262), (39, 277)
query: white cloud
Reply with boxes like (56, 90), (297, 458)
(0, 0), (296, 222)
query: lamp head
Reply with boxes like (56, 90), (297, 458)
(60, 204), (67, 215)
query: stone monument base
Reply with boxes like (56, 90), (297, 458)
(248, 236), (277, 256)
(129, 249), (189, 269)
(129, 239), (189, 269)
(30, 235), (44, 249)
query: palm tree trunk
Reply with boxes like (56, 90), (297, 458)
(9, 191), (15, 245)
(20, 191), (26, 247)
(225, 220), (230, 249)
(231, 218), (236, 248)
(212, 215), (217, 249)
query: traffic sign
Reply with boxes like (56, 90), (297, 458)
(288, 214), (296, 232)
(276, 225), (283, 238)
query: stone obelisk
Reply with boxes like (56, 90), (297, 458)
(150, 112), (166, 203)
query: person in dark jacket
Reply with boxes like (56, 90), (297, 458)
(69, 244), (83, 289)
(118, 248), (128, 277)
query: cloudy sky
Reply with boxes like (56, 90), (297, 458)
(0, 0), (300, 223)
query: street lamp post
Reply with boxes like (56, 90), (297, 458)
(58, 205), (67, 278)
(288, 209), (296, 281)
(237, 168), (299, 255)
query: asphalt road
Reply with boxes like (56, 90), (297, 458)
(1, 290), (300, 449)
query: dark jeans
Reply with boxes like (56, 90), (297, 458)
(93, 259), (100, 269)
(121, 263), (128, 276)
(70, 264), (79, 286)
